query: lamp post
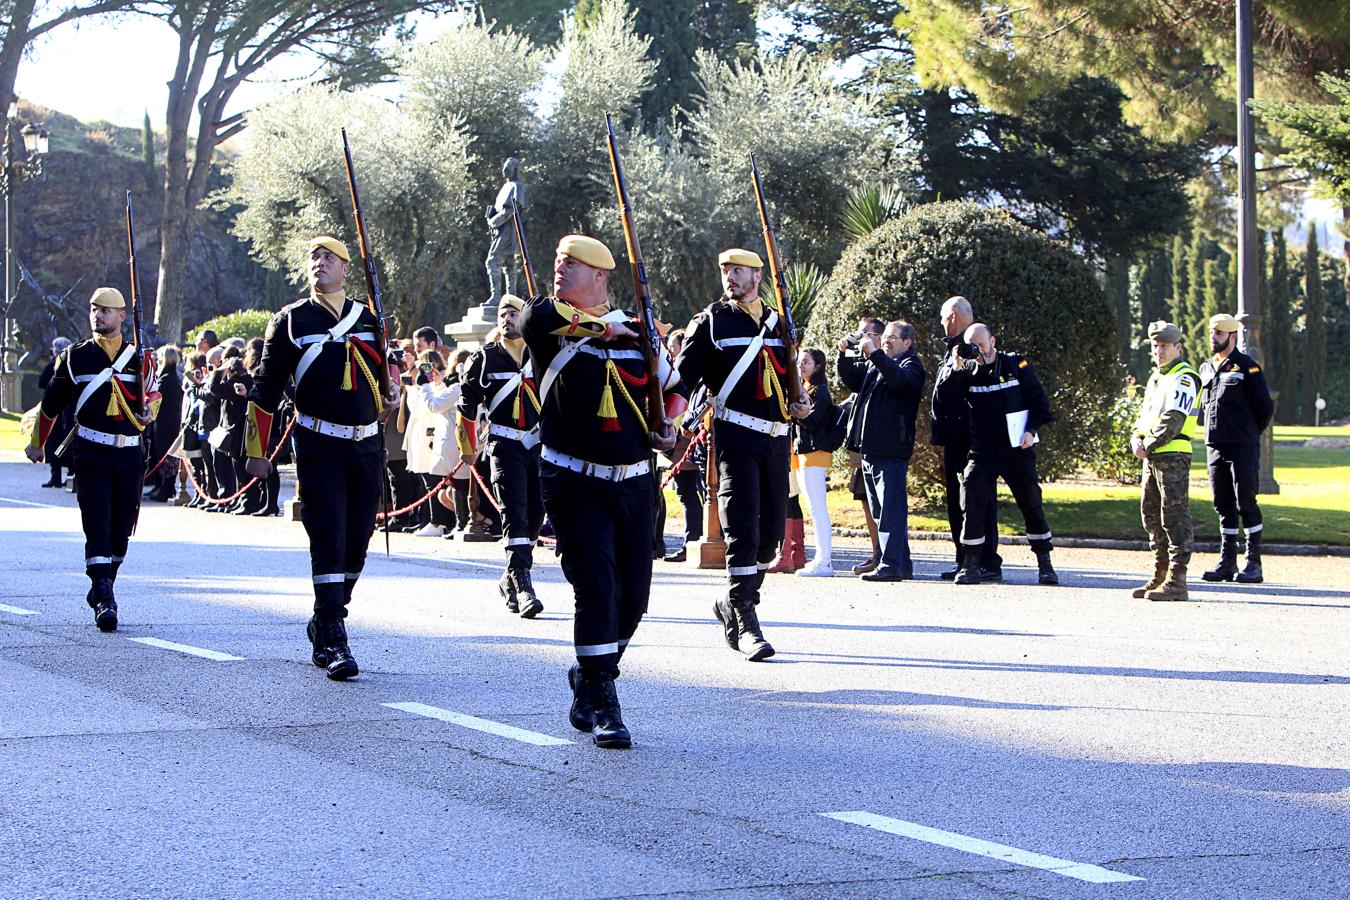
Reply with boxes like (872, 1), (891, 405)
(1, 101), (48, 412)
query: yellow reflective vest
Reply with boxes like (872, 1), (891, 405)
(1135, 360), (1200, 455)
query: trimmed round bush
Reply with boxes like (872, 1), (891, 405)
(804, 201), (1123, 505)
(186, 309), (275, 348)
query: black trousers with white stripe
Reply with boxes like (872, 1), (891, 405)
(961, 448), (1053, 553)
(542, 466), (652, 677)
(1207, 443), (1262, 535)
(718, 440), (789, 607)
(489, 439), (543, 574)
(75, 441), (143, 583)
(296, 443), (382, 617)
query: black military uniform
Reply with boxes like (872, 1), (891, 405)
(932, 334), (1001, 578)
(519, 236), (682, 749)
(1199, 315), (1275, 584)
(247, 242), (385, 681)
(30, 288), (155, 631)
(936, 347), (1058, 585)
(456, 300), (545, 618)
(674, 251), (793, 662)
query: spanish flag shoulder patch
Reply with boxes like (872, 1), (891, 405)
(1018, 359), (1029, 368)
(1249, 366), (1260, 373)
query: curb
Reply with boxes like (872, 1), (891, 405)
(831, 527), (1350, 558)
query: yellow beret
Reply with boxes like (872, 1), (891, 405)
(307, 235), (350, 262)
(556, 234), (615, 271)
(1209, 313), (1240, 333)
(499, 294), (525, 311)
(718, 248), (763, 268)
(90, 287), (125, 309)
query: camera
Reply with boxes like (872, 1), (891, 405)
(390, 348), (405, 363)
(956, 341), (980, 361)
(844, 331), (863, 348)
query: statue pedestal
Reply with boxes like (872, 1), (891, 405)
(445, 303), (498, 352)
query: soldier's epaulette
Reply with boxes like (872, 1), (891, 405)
(1249, 366), (1260, 373)
(1018, 358), (1029, 369)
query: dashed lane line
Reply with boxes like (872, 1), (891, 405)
(382, 701), (572, 747)
(0, 495), (62, 508)
(0, 603), (39, 615)
(821, 811), (1144, 884)
(127, 636), (246, 661)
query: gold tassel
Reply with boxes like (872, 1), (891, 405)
(761, 355), (773, 400)
(341, 341), (353, 391)
(107, 385), (121, 417)
(597, 364), (620, 431)
(512, 392), (522, 424)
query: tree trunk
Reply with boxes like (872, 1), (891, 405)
(1343, 206), (1349, 302)
(0, 0), (37, 123)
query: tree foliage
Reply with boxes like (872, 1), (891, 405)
(805, 201), (1123, 501)
(1254, 72), (1350, 208)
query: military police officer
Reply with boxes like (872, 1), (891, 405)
(244, 236), (395, 680)
(520, 234), (681, 749)
(456, 295), (545, 617)
(26, 287), (157, 631)
(674, 248), (810, 662)
(1131, 321), (1201, 602)
(1199, 313), (1275, 584)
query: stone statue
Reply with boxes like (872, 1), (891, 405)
(484, 156), (525, 307)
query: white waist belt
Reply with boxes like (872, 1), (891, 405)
(488, 423), (541, 449)
(77, 426), (141, 448)
(296, 412), (379, 441)
(716, 407), (791, 438)
(541, 445), (651, 482)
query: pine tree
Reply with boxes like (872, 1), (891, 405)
(1304, 227), (1327, 424)
(1267, 229), (1297, 423)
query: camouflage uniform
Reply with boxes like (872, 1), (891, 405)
(1140, 454), (1193, 566)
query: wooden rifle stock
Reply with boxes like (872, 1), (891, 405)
(749, 155), (802, 406)
(603, 113), (665, 429)
(340, 128), (393, 402)
(511, 205), (537, 299)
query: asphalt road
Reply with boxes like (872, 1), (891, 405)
(1, 459), (1347, 899)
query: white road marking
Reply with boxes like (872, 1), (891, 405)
(382, 701), (572, 747)
(0, 495), (61, 508)
(821, 811), (1144, 884)
(0, 602), (39, 615)
(127, 637), (245, 662)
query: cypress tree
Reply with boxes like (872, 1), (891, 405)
(1304, 227), (1327, 424)
(142, 110), (157, 194)
(1168, 232), (1190, 330)
(1267, 229), (1296, 423)
(1184, 231), (1208, 362)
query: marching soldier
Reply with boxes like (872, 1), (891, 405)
(1130, 321), (1201, 602)
(25, 288), (158, 631)
(936, 323), (1059, 586)
(1199, 313), (1275, 584)
(244, 236), (394, 680)
(520, 234), (680, 750)
(456, 295), (545, 618)
(674, 249), (810, 662)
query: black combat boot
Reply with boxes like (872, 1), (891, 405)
(953, 548), (985, 585)
(732, 601), (775, 661)
(1202, 536), (1239, 582)
(939, 552), (961, 581)
(513, 568), (543, 619)
(1034, 549), (1059, 586)
(91, 577), (118, 632)
(712, 596), (739, 651)
(498, 570), (518, 613)
(305, 615), (331, 668)
(587, 673), (631, 749)
(566, 663), (595, 732)
(320, 616), (359, 680)
(1235, 532), (1263, 584)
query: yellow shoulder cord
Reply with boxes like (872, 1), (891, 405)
(602, 359), (648, 433)
(107, 380), (148, 432)
(761, 348), (790, 420)
(350, 343), (384, 416)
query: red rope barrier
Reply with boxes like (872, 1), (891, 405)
(374, 459), (466, 522)
(181, 417), (297, 505)
(659, 425), (708, 490)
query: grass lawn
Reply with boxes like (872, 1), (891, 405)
(0, 412), (26, 455)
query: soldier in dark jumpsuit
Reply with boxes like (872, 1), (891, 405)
(936, 323), (1059, 586)
(1200, 313), (1275, 584)
(674, 248), (810, 662)
(245, 236), (393, 681)
(27, 287), (158, 632)
(520, 234), (680, 750)
(456, 296), (545, 617)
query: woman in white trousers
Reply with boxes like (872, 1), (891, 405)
(793, 348), (834, 577)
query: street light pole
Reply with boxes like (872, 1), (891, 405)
(1236, 0), (1279, 493)
(0, 104), (48, 412)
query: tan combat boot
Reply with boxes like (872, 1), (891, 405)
(1132, 558), (1169, 598)
(1145, 563), (1189, 602)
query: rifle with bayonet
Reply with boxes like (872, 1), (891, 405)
(125, 191), (154, 532)
(340, 128), (394, 554)
(603, 112), (665, 429)
(749, 154), (802, 406)
(511, 204), (537, 300)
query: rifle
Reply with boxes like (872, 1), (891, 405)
(749, 154), (802, 406)
(603, 112), (665, 430)
(340, 128), (393, 554)
(125, 191), (152, 419)
(511, 204), (537, 299)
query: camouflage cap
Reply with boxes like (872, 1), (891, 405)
(1148, 320), (1183, 343)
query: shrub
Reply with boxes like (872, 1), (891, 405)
(804, 201), (1124, 507)
(1084, 383), (1145, 484)
(186, 309), (275, 347)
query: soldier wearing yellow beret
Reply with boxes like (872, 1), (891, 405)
(1199, 313), (1275, 584)
(25, 287), (158, 631)
(673, 247), (812, 662)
